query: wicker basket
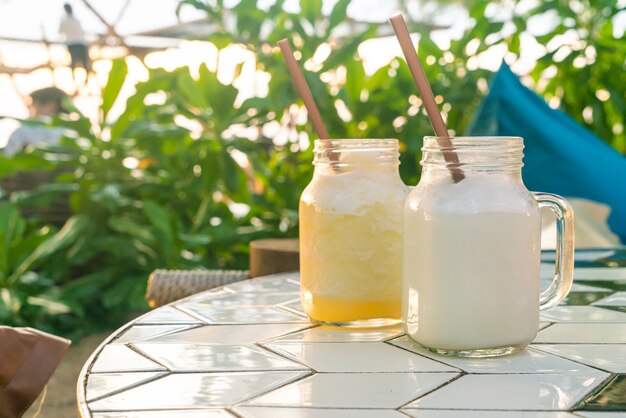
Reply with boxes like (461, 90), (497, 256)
(146, 269), (250, 308)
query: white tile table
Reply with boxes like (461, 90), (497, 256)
(78, 264), (626, 417)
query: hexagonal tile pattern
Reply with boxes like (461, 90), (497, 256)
(243, 372), (458, 408)
(179, 305), (308, 324)
(267, 324), (404, 343)
(90, 345), (166, 373)
(593, 292), (626, 307)
(86, 372), (167, 402)
(92, 411), (234, 418)
(405, 372), (609, 410)
(535, 324), (626, 344)
(540, 306), (626, 323)
(402, 411), (579, 418)
(534, 344), (626, 373)
(576, 374), (626, 411)
(132, 342), (308, 372)
(573, 268), (626, 281)
(93, 409), (235, 418)
(235, 407), (407, 418)
(264, 341), (458, 372)
(390, 336), (601, 374)
(114, 324), (198, 343)
(89, 371), (308, 411)
(223, 274), (300, 293)
(185, 292), (302, 308)
(134, 306), (205, 324)
(79, 265), (626, 417)
(145, 323), (313, 345)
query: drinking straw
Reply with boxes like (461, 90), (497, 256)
(389, 14), (464, 182)
(278, 39), (330, 140)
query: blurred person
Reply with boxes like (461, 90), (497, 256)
(59, 3), (90, 81)
(2, 87), (68, 156)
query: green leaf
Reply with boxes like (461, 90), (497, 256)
(179, 233), (212, 247)
(54, 113), (93, 138)
(0, 289), (12, 320)
(211, 33), (233, 49)
(0, 154), (54, 177)
(0, 202), (25, 275)
(418, 31), (444, 59)
(221, 150), (241, 194)
(8, 215), (90, 285)
(102, 273), (148, 309)
(301, 0), (323, 21)
(343, 59), (366, 106)
(143, 200), (175, 246)
(102, 59), (128, 122)
(10, 183), (78, 209)
(197, 63), (239, 127)
(108, 217), (157, 245)
(111, 69), (175, 140)
(0, 288), (20, 313)
(469, 0), (489, 17)
(328, 0), (350, 32)
(508, 34), (521, 54)
(191, 195), (212, 232)
(10, 228), (54, 271)
(177, 70), (209, 109)
(27, 295), (71, 315)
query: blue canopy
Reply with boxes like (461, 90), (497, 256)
(468, 62), (626, 244)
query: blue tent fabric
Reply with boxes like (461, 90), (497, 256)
(468, 62), (626, 244)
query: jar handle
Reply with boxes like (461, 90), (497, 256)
(534, 192), (575, 310)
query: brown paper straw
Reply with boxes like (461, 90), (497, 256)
(278, 39), (330, 140)
(390, 14), (464, 182)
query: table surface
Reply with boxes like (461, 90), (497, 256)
(78, 254), (626, 418)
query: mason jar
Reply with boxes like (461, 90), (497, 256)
(300, 139), (408, 327)
(403, 136), (574, 357)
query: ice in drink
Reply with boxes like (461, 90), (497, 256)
(299, 139), (407, 325)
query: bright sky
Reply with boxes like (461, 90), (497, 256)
(0, 0), (624, 144)
(0, 0), (439, 133)
(0, 0), (203, 40)
(0, 0), (402, 42)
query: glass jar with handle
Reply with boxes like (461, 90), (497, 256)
(403, 136), (574, 357)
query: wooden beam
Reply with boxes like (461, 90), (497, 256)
(114, 0), (133, 27)
(80, 0), (128, 48)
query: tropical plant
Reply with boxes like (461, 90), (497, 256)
(0, 0), (623, 336)
(0, 200), (85, 332)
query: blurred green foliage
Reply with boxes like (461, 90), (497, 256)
(0, 0), (623, 336)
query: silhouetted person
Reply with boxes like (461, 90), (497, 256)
(59, 3), (89, 80)
(3, 87), (68, 156)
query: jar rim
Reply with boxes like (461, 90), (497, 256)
(423, 136), (523, 147)
(421, 136), (524, 173)
(313, 139), (400, 167)
(314, 138), (399, 150)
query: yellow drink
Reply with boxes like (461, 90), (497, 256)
(299, 139), (407, 326)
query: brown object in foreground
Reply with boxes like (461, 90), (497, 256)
(146, 269), (250, 308)
(250, 238), (300, 278)
(389, 14), (464, 183)
(277, 39), (330, 140)
(0, 327), (70, 418)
